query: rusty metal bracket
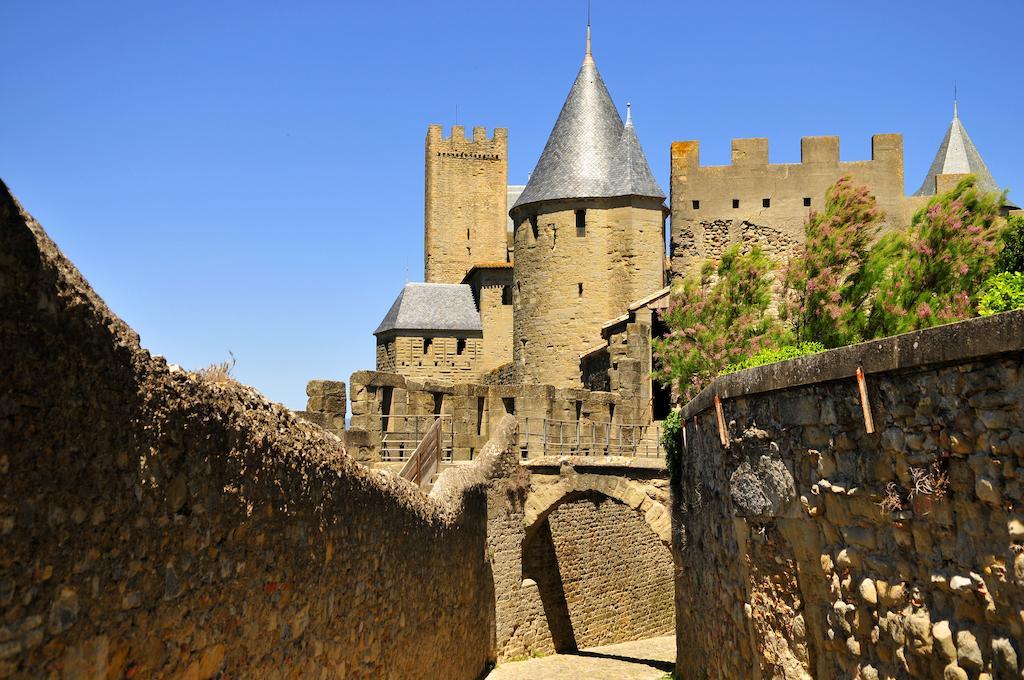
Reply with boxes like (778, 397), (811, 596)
(714, 395), (730, 448)
(856, 367), (875, 434)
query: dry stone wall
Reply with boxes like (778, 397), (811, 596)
(673, 310), (1024, 680)
(0, 182), (494, 679)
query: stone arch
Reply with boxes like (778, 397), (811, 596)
(522, 472), (671, 546)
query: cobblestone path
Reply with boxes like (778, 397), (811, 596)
(485, 635), (674, 680)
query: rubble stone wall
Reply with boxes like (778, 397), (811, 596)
(673, 310), (1024, 680)
(0, 182), (494, 680)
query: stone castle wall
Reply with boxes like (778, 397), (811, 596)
(511, 196), (666, 387)
(0, 182), (495, 679)
(673, 310), (1024, 679)
(375, 333), (484, 381)
(471, 267), (514, 373)
(523, 492), (675, 650)
(347, 370), (651, 463)
(670, 134), (918, 276)
(425, 125), (508, 283)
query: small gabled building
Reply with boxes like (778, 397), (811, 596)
(373, 282), (484, 380)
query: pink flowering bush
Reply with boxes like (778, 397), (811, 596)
(867, 176), (1004, 336)
(653, 245), (786, 400)
(780, 176), (883, 347)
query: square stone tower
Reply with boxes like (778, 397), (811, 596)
(424, 125), (509, 283)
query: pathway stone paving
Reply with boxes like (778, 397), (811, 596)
(485, 635), (675, 680)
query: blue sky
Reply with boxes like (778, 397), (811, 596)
(3, 0), (1021, 409)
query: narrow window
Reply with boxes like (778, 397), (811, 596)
(577, 282), (583, 297)
(530, 215), (539, 239)
(502, 397), (515, 415)
(732, 199), (740, 209)
(803, 197), (812, 207)
(466, 228), (471, 240)
(608, 403), (615, 421)
(691, 199), (700, 210)
(457, 338), (466, 355)
(575, 400), (582, 422)
(575, 209), (586, 236)
(502, 285), (512, 305)
(423, 337), (432, 354)
(432, 392), (443, 415)
(762, 198), (770, 208)
(476, 397), (485, 436)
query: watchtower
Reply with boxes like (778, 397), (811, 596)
(424, 125), (509, 283)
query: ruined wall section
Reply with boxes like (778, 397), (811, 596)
(670, 135), (910, 276)
(674, 311), (1024, 680)
(425, 125), (508, 283)
(0, 182), (494, 679)
(512, 197), (666, 387)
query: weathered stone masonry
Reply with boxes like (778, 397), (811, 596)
(0, 182), (495, 679)
(674, 310), (1024, 680)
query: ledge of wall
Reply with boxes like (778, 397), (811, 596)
(683, 309), (1024, 420)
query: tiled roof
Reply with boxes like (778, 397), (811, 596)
(512, 39), (664, 212)
(374, 283), (482, 335)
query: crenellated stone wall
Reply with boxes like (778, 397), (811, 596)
(0, 181), (496, 679)
(673, 310), (1024, 679)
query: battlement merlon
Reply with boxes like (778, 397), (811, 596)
(670, 134), (903, 170)
(426, 124), (508, 147)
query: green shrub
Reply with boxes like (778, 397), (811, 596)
(978, 272), (1024, 316)
(722, 342), (825, 374)
(996, 215), (1024, 273)
(661, 409), (683, 483)
(654, 245), (787, 401)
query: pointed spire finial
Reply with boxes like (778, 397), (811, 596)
(584, 1), (593, 64)
(953, 82), (959, 119)
(626, 102), (632, 125)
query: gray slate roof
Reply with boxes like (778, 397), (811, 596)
(512, 47), (664, 212)
(914, 102), (1000, 196)
(374, 283), (482, 336)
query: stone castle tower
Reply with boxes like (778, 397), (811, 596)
(509, 26), (667, 387)
(424, 125), (509, 283)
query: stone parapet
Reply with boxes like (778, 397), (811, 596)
(673, 310), (1024, 679)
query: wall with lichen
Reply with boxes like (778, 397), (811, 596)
(673, 311), (1024, 679)
(0, 181), (494, 679)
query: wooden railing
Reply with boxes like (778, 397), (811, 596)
(380, 414), (454, 462)
(399, 417), (443, 487)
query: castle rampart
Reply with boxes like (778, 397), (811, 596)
(425, 125), (509, 283)
(670, 134), (913, 275)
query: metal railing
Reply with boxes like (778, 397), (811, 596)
(518, 418), (662, 460)
(380, 414), (454, 462)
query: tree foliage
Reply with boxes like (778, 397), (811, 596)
(996, 214), (1024, 274)
(977, 272), (1024, 316)
(780, 176), (883, 347)
(722, 342), (825, 374)
(653, 245), (785, 401)
(867, 176), (1005, 336)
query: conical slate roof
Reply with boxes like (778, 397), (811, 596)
(613, 106), (663, 197)
(914, 101), (1000, 196)
(374, 283), (482, 336)
(512, 34), (664, 212)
